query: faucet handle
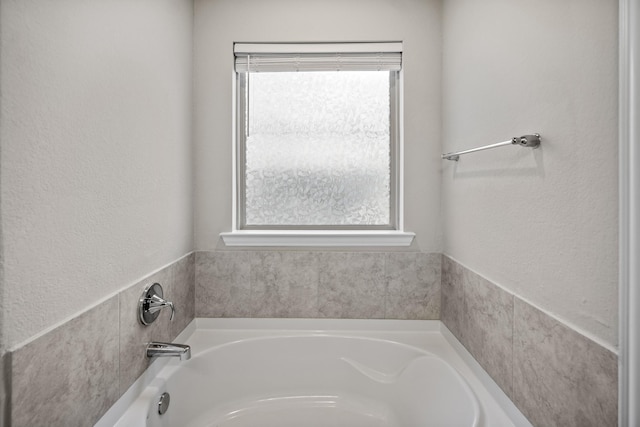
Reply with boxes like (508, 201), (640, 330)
(146, 293), (175, 321)
(139, 283), (175, 325)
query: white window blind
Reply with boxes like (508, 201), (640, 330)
(234, 42), (402, 73)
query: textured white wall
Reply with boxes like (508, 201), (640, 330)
(441, 0), (619, 347)
(0, 0), (194, 349)
(1, 0), (619, 352)
(193, 0), (443, 251)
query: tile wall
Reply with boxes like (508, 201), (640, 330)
(195, 251), (442, 320)
(441, 255), (618, 427)
(1, 352), (9, 427)
(5, 251), (619, 427)
(8, 253), (194, 427)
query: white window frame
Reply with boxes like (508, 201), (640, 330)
(221, 42), (414, 247)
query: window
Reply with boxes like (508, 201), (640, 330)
(223, 43), (414, 246)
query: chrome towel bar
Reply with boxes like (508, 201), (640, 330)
(442, 134), (541, 161)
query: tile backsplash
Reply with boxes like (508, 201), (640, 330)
(8, 252), (195, 427)
(5, 251), (618, 427)
(513, 299), (618, 426)
(441, 255), (618, 427)
(11, 297), (120, 427)
(195, 251), (441, 320)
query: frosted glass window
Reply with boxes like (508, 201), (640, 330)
(238, 70), (398, 229)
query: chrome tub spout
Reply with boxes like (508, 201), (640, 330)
(146, 342), (191, 361)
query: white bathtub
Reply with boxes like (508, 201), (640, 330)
(97, 319), (532, 427)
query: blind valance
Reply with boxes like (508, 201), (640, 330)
(234, 42), (402, 73)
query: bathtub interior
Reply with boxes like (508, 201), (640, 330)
(148, 335), (480, 427)
(104, 319), (531, 427)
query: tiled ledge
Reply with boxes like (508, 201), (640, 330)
(441, 255), (618, 427)
(8, 253), (195, 427)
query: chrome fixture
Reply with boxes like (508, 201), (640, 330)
(442, 133), (541, 161)
(146, 342), (191, 361)
(139, 283), (175, 325)
(158, 392), (171, 415)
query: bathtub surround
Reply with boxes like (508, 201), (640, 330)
(7, 250), (439, 426)
(4, 251), (619, 426)
(441, 258), (514, 396)
(195, 251), (441, 320)
(8, 254), (195, 427)
(0, 353), (8, 427)
(441, 256), (618, 427)
(513, 301), (617, 426)
(11, 297), (120, 427)
(118, 254), (195, 395)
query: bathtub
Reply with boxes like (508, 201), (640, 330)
(96, 319), (532, 427)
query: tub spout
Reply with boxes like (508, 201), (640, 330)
(146, 342), (191, 361)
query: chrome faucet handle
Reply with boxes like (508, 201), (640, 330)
(139, 283), (175, 325)
(145, 294), (175, 321)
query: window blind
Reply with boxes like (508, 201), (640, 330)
(234, 42), (402, 73)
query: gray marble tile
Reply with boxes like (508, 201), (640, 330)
(119, 266), (173, 394)
(169, 252), (196, 340)
(440, 255), (465, 339)
(385, 252), (440, 319)
(1, 351), (8, 427)
(250, 251), (319, 317)
(386, 252), (441, 296)
(195, 251), (252, 317)
(318, 252), (386, 318)
(385, 291), (439, 319)
(463, 271), (514, 396)
(11, 296), (120, 427)
(513, 298), (617, 427)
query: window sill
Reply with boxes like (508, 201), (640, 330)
(220, 230), (415, 247)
